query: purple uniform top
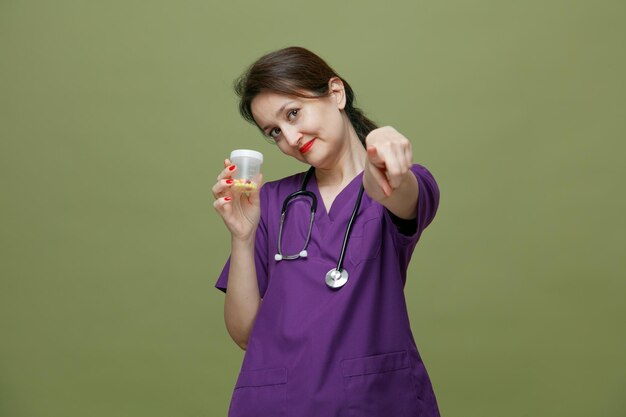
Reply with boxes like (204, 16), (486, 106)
(215, 164), (441, 417)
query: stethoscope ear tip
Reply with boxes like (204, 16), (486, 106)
(274, 254), (283, 261)
(299, 250), (308, 258)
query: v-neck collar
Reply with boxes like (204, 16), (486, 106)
(308, 170), (364, 222)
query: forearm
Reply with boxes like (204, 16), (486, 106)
(223, 236), (262, 350)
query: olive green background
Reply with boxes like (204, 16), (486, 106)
(1, 0), (624, 416)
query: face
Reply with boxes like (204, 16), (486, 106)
(250, 79), (353, 168)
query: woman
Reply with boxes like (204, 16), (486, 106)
(212, 46), (441, 417)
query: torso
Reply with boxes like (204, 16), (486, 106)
(317, 185), (345, 213)
(217, 165), (442, 417)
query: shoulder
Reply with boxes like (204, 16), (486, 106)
(257, 171), (307, 221)
(260, 170), (307, 196)
(412, 163), (439, 199)
(409, 163), (439, 201)
(257, 170), (308, 214)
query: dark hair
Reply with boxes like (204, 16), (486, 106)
(234, 46), (377, 145)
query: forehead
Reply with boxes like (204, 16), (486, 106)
(250, 92), (299, 124)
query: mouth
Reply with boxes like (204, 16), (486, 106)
(299, 138), (316, 154)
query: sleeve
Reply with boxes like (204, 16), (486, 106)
(214, 185), (270, 298)
(385, 163), (440, 244)
(382, 164), (439, 286)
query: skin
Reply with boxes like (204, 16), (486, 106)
(212, 77), (419, 349)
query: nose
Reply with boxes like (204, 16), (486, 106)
(281, 124), (303, 147)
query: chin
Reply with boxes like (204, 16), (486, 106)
(306, 156), (332, 171)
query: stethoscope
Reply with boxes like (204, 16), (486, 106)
(274, 167), (364, 289)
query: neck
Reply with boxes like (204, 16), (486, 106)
(315, 126), (366, 188)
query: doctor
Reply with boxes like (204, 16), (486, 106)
(212, 46), (441, 417)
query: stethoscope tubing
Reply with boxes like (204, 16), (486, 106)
(275, 166), (364, 288)
(276, 195), (316, 260)
(335, 184), (364, 272)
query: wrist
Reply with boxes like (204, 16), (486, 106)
(231, 233), (255, 248)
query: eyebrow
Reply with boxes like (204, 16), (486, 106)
(260, 101), (296, 131)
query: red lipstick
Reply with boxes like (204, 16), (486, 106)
(299, 138), (316, 154)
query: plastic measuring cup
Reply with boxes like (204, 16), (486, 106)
(229, 149), (263, 192)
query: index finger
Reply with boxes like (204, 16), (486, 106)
(217, 160), (237, 181)
(366, 145), (386, 168)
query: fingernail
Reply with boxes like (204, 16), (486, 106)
(224, 196), (232, 201)
(228, 165), (236, 171)
(226, 179), (233, 185)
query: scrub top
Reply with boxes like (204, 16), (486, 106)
(215, 164), (441, 417)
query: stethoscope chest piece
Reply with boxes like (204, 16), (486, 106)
(325, 268), (348, 289)
(277, 167), (363, 289)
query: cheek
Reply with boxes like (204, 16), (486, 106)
(276, 141), (290, 154)
(323, 103), (344, 122)
(277, 142), (301, 158)
(323, 110), (347, 137)
(305, 107), (330, 129)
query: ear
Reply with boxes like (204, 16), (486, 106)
(327, 77), (347, 110)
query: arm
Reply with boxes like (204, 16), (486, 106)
(213, 159), (264, 350)
(362, 126), (419, 219)
(223, 236), (261, 350)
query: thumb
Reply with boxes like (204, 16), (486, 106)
(248, 173), (264, 206)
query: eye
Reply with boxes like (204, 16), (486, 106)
(287, 109), (299, 120)
(266, 108), (299, 141)
(268, 127), (281, 139)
